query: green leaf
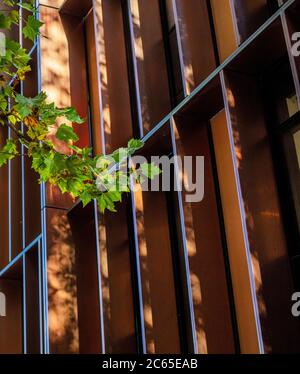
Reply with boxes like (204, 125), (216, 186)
(97, 194), (106, 213)
(0, 14), (12, 29)
(69, 145), (83, 154)
(107, 191), (122, 203)
(55, 124), (79, 143)
(3, 1), (15, 6)
(14, 94), (33, 119)
(5, 39), (31, 68)
(32, 91), (47, 106)
(0, 95), (7, 111)
(18, 2), (37, 13)
(128, 139), (144, 155)
(141, 162), (161, 180)
(57, 179), (68, 194)
(62, 107), (85, 124)
(111, 147), (128, 164)
(0, 139), (18, 166)
(8, 114), (18, 125)
(80, 190), (93, 207)
(14, 103), (32, 119)
(9, 10), (20, 25)
(23, 15), (43, 41)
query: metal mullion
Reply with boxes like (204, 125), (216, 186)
(127, 184), (146, 354)
(93, 200), (106, 353)
(20, 0), (26, 248)
(0, 234), (42, 277)
(40, 207), (49, 353)
(121, 0), (144, 139)
(8, 98), (12, 264)
(22, 254), (27, 354)
(36, 1), (50, 353)
(90, 4), (106, 155)
(170, 0), (188, 98)
(38, 240), (44, 353)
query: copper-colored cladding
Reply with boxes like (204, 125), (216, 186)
(173, 94), (236, 353)
(174, 0), (216, 94)
(210, 0), (238, 62)
(99, 200), (137, 354)
(0, 262), (23, 354)
(25, 246), (41, 353)
(46, 205), (103, 354)
(135, 188), (181, 354)
(46, 208), (79, 354)
(93, 0), (133, 152)
(85, 10), (103, 155)
(223, 19), (300, 351)
(232, 0), (272, 43)
(40, 4), (91, 209)
(2, 0), (300, 355)
(211, 110), (261, 353)
(133, 125), (183, 354)
(68, 203), (102, 354)
(130, 0), (171, 133)
(59, 14), (90, 150)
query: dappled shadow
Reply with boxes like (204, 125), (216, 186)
(47, 211), (79, 354)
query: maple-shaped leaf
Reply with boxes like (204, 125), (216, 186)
(23, 15), (43, 41)
(56, 124), (79, 143)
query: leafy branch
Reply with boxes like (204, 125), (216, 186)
(0, 0), (160, 213)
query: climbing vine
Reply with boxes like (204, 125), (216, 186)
(0, 0), (160, 213)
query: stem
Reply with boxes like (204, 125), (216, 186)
(3, 120), (30, 146)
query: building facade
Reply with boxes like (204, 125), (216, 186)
(1, 0), (300, 354)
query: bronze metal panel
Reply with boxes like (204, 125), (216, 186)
(135, 187), (181, 354)
(223, 69), (300, 352)
(85, 10), (103, 155)
(233, 0), (270, 42)
(174, 0), (216, 93)
(40, 7), (90, 209)
(25, 246), (41, 353)
(211, 109), (261, 353)
(60, 0), (93, 18)
(69, 203), (102, 354)
(173, 115), (236, 354)
(210, 0), (238, 62)
(94, 0), (133, 152)
(227, 18), (286, 75)
(99, 199), (137, 353)
(45, 208), (79, 354)
(60, 13), (90, 149)
(130, 0), (171, 132)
